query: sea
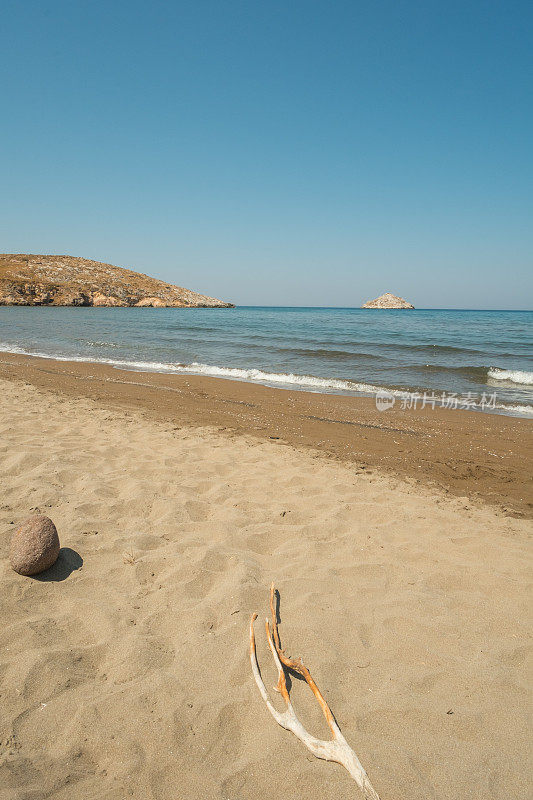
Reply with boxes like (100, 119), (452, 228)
(1, 306), (532, 417)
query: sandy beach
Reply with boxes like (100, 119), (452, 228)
(1, 351), (532, 518)
(1, 360), (531, 799)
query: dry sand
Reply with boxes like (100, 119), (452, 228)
(0, 374), (531, 799)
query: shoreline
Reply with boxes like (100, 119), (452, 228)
(1, 350), (532, 518)
(1, 345), (532, 420)
(3, 306), (532, 419)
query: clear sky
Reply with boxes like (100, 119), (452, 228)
(1, 1), (532, 308)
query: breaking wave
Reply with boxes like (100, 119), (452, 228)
(1, 342), (532, 417)
(488, 368), (533, 386)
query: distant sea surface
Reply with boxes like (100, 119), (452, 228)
(1, 307), (532, 417)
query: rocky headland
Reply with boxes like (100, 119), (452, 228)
(0, 254), (234, 307)
(362, 292), (414, 309)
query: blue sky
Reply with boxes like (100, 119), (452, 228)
(1, 1), (532, 308)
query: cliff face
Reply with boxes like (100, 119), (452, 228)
(0, 254), (234, 308)
(362, 292), (414, 309)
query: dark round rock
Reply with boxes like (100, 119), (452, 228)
(9, 515), (60, 576)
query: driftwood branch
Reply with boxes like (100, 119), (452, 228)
(249, 583), (381, 799)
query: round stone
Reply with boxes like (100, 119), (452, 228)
(9, 515), (60, 576)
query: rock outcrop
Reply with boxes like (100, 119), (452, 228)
(0, 254), (234, 308)
(362, 292), (414, 309)
(10, 515), (60, 576)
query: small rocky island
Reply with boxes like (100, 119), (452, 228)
(362, 292), (414, 309)
(0, 254), (234, 308)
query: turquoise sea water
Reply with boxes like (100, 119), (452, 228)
(1, 307), (532, 416)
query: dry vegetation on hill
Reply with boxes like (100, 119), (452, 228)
(0, 254), (234, 308)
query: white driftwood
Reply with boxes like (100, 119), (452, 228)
(249, 584), (381, 799)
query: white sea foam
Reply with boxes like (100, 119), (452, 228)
(1, 343), (532, 416)
(0, 343), (406, 395)
(496, 403), (533, 415)
(173, 361), (392, 394)
(488, 368), (533, 386)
